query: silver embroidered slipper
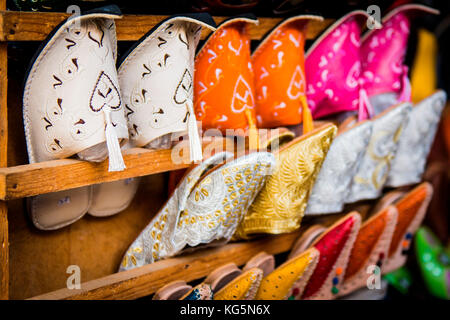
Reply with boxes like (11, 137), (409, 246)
(23, 6), (129, 230)
(305, 119), (373, 215)
(118, 13), (216, 162)
(119, 151), (276, 271)
(345, 102), (412, 203)
(386, 90), (447, 187)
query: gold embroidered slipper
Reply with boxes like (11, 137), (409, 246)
(253, 247), (319, 300)
(233, 123), (337, 239)
(204, 264), (263, 300)
(119, 151), (276, 271)
(23, 5), (129, 230)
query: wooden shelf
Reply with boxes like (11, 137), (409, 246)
(0, 11), (332, 42)
(29, 230), (301, 300)
(0, 9), (338, 300)
(0, 137), (230, 200)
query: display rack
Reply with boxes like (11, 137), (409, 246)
(0, 3), (334, 300)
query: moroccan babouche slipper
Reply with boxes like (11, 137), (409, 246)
(23, 5), (131, 230)
(347, 5), (438, 202)
(345, 102), (412, 203)
(153, 280), (196, 300)
(254, 247), (320, 300)
(233, 123), (336, 239)
(305, 118), (373, 215)
(303, 11), (373, 214)
(415, 226), (450, 300)
(338, 206), (398, 296)
(251, 14), (322, 130)
(204, 263), (263, 300)
(358, 4), (444, 188)
(305, 10), (371, 122)
(360, 4), (440, 113)
(194, 15), (259, 134)
(181, 283), (213, 300)
(386, 91), (447, 187)
(118, 13), (216, 162)
(372, 182), (434, 274)
(153, 281), (213, 300)
(289, 212), (362, 299)
(119, 151), (276, 271)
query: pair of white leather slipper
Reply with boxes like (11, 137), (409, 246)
(23, 6), (216, 230)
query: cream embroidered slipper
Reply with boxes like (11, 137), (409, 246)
(23, 6), (128, 230)
(119, 151), (276, 271)
(345, 102), (412, 203)
(386, 90), (447, 187)
(118, 13), (216, 162)
(305, 118), (373, 215)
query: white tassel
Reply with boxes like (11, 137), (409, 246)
(186, 100), (203, 163)
(103, 108), (126, 172)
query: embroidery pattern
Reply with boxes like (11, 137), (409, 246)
(346, 104), (411, 203)
(387, 91), (446, 186)
(306, 121), (372, 215)
(120, 152), (275, 271)
(119, 19), (203, 147)
(234, 125), (336, 239)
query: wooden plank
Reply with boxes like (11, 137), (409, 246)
(0, 0), (9, 299)
(0, 11), (332, 42)
(0, 201), (7, 300)
(0, 137), (230, 200)
(29, 231), (301, 300)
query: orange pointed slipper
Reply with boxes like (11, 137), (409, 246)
(299, 212), (361, 300)
(194, 15), (259, 133)
(214, 268), (263, 300)
(254, 247), (319, 300)
(251, 15), (323, 129)
(380, 182), (434, 274)
(339, 206), (398, 296)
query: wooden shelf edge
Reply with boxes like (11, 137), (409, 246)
(0, 11), (332, 42)
(0, 137), (230, 200)
(28, 231), (301, 300)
